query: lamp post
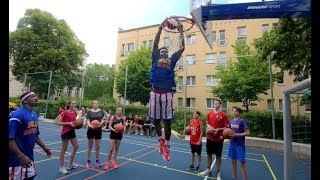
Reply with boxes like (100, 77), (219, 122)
(123, 65), (128, 115)
(268, 52), (276, 139)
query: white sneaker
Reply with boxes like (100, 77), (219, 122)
(59, 166), (68, 174)
(66, 163), (79, 170)
(199, 168), (211, 176)
(216, 171), (222, 180)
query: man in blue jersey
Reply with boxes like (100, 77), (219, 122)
(9, 92), (52, 179)
(148, 24), (185, 161)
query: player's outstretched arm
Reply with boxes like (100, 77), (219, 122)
(153, 25), (162, 53)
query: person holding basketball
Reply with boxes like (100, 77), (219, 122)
(187, 111), (203, 173)
(85, 100), (105, 168)
(148, 23), (185, 161)
(200, 99), (229, 180)
(227, 106), (250, 180)
(57, 99), (80, 174)
(104, 107), (126, 170)
(9, 92), (52, 180)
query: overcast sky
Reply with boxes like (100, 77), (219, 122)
(9, 0), (259, 65)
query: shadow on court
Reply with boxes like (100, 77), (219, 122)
(33, 121), (311, 180)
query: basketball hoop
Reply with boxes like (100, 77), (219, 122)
(160, 16), (195, 53)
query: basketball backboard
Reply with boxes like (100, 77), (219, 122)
(190, 0), (213, 49)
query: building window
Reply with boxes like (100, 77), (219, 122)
(149, 40), (154, 47)
(262, 24), (269, 34)
(267, 99), (274, 111)
(206, 75), (217, 86)
(187, 76), (196, 86)
(219, 52), (227, 67)
(121, 44), (125, 56)
(186, 55), (196, 64)
(221, 100), (228, 113)
(164, 37), (170, 46)
(279, 99), (283, 111)
(143, 41), (147, 48)
(212, 31), (216, 42)
(186, 35), (196, 44)
(177, 76), (183, 92)
(219, 30), (226, 46)
(206, 98), (214, 109)
(237, 26), (247, 36)
(178, 98), (183, 109)
(178, 56), (184, 70)
(273, 23), (279, 28)
(237, 37), (246, 44)
(276, 71), (284, 84)
(128, 43), (134, 52)
(187, 98), (196, 108)
(206, 53), (217, 64)
(305, 102), (311, 112)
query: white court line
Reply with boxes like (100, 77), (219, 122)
(204, 157), (216, 180)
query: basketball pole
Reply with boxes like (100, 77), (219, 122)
(183, 62), (188, 135)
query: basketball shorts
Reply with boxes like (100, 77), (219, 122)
(190, 144), (202, 155)
(206, 139), (223, 157)
(228, 143), (246, 163)
(61, 129), (76, 140)
(148, 91), (174, 120)
(87, 128), (102, 139)
(110, 131), (123, 140)
(9, 161), (36, 180)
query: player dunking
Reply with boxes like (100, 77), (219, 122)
(148, 24), (185, 161)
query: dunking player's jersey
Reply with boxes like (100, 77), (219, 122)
(150, 51), (181, 92)
(9, 106), (40, 167)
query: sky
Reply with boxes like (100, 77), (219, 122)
(9, 0), (259, 65)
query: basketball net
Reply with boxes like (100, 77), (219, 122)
(161, 16), (195, 53)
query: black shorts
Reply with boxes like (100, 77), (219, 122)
(110, 131), (123, 140)
(206, 139), (223, 157)
(61, 129), (76, 140)
(190, 144), (202, 155)
(87, 128), (102, 139)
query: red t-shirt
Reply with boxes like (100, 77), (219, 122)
(60, 110), (77, 135)
(189, 119), (202, 145)
(206, 110), (229, 142)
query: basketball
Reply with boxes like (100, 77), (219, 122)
(74, 120), (83, 129)
(91, 120), (100, 126)
(164, 18), (180, 30)
(115, 124), (124, 133)
(223, 128), (234, 139)
(184, 126), (191, 135)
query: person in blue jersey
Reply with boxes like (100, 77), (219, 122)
(148, 24), (185, 161)
(9, 92), (52, 180)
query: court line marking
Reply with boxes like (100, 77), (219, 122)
(262, 154), (277, 180)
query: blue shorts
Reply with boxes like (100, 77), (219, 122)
(228, 144), (246, 163)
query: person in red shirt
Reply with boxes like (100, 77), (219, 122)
(57, 100), (79, 174)
(200, 99), (229, 180)
(186, 111), (203, 173)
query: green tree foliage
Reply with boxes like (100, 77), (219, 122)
(254, 18), (311, 82)
(115, 47), (152, 105)
(84, 63), (115, 101)
(9, 9), (86, 98)
(211, 43), (270, 111)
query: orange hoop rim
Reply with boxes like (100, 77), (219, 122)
(161, 16), (195, 33)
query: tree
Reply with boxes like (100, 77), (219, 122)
(211, 43), (271, 111)
(253, 18), (311, 82)
(9, 9), (86, 98)
(115, 47), (152, 105)
(84, 63), (115, 101)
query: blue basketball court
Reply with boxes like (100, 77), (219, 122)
(32, 121), (310, 179)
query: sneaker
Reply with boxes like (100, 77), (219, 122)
(86, 161), (92, 168)
(162, 144), (170, 161)
(216, 171), (222, 180)
(158, 137), (165, 154)
(66, 163), (79, 170)
(59, 166), (68, 174)
(104, 162), (110, 170)
(195, 166), (200, 173)
(140, 133), (143, 135)
(95, 161), (102, 167)
(112, 161), (119, 169)
(199, 168), (211, 176)
(187, 165), (194, 171)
